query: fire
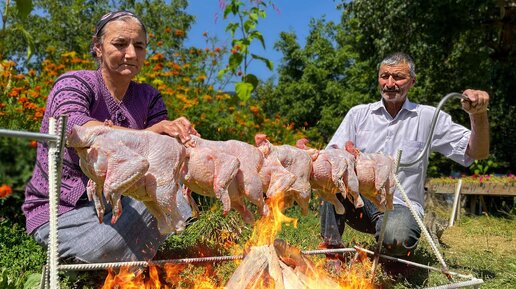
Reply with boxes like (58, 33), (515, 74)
(101, 266), (150, 289)
(100, 193), (377, 288)
(101, 263), (224, 289)
(333, 251), (375, 289)
(246, 194), (298, 248)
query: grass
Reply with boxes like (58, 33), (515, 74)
(437, 216), (516, 288)
(1, 197), (515, 288)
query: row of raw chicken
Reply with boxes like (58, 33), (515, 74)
(67, 125), (396, 235)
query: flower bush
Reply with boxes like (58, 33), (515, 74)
(429, 174), (516, 185)
(429, 158), (515, 186)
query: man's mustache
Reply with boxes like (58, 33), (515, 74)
(382, 85), (400, 93)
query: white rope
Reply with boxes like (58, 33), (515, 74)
(393, 174), (451, 274)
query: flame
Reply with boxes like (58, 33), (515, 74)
(148, 264), (162, 289)
(101, 266), (149, 289)
(335, 251), (375, 289)
(101, 193), (378, 288)
(246, 194), (298, 248)
(303, 250), (375, 289)
(164, 264), (223, 289)
(162, 263), (185, 285)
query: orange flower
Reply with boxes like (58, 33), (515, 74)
(150, 53), (164, 61)
(0, 184), (13, 198)
(152, 63), (163, 71)
(249, 105), (260, 114)
(34, 111), (44, 119)
(164, 26), (172, 33)
(24, 102), (38, 110)
(175, 29), (185, 37)
(3, 60), (16, 68)
(27, 90), (40, 98)
(29, 140), (38, 148)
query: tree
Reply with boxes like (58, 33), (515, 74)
(0, 0), (35, 61)
(256, 18), (372, 146)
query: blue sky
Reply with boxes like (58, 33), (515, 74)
(184, 1), (342, 81)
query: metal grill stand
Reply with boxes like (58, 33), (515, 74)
(0, 115), (67, 289)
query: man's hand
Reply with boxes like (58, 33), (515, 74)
(462, 89), (490, 160)
(462, 89), (489, 115)
(148, 117), (199, 147)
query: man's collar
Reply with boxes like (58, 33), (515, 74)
(372, 98), (417, 113)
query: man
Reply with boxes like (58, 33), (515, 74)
(320, 52), (489, 258)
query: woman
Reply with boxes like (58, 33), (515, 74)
(22, 11), (196, 263)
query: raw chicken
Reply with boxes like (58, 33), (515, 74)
(296, 139), (362, 214)
(181, 145), (255, 223)
(255, 134), (312, 214)
(67, 125), (188, 235)
(184, 135), (269, 219)
(345, 141), (395, 212)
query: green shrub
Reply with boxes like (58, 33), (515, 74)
(0, 219), (45, 289)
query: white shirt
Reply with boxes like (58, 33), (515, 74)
(327, 98), (473, 216)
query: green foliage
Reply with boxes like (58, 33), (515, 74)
(0, 138), (36, 223)
(13, 0), (33, 19)
(0, 219), (45, 288)
(218, 0), (274, 101)
(256, 18), (373, 146)
(468, 157), (509, 176)
(0, 0), (35, 61)
(159, 203), (249, 259)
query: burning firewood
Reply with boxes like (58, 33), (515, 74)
(226, 240), (340, 289)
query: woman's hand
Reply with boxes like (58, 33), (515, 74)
(148, 117), (199, 147)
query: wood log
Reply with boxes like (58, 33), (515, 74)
(226, 246), (270, 289)
(266, 245), (285, 289)
(226, 244), (342, 289)
(279, 262), (307, 289)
